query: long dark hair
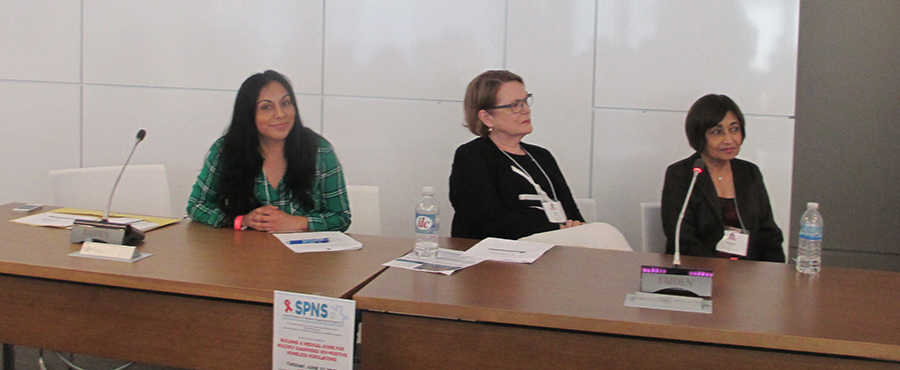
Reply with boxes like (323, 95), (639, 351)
(218, 70), (320, 219)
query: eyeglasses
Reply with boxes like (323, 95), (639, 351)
(489, 93), (533, 114)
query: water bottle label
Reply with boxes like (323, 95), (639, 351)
(416, 214), (438, 234)
(799, 226), (822, 241)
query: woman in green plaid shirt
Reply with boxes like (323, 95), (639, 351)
(187, 70), (350, 232)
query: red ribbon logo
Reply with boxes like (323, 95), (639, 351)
(284, 299), (292, 313)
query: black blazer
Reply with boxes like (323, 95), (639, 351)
(661, 153), (785, 262)
(449, 137), (583, 239)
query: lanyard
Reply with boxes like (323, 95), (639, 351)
(731, 198), (747, 233)
(499, 148), (559, 202)
(262, 172), (274, 206)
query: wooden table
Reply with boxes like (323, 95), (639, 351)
(0, 203), (412, 369)
(354, 239), (900, 369)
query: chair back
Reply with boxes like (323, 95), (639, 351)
(519, 222), (632, 251)
(345, 185), (381, 236)
(49, 164), (173, 217)
(640, 202), (666, 253)
(574, 198), (597, 223)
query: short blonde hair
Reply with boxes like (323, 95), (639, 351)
(463, 70), (524, 137)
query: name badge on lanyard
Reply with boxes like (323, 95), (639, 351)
(716, 227), (749, 256)
(542, 200), (567, 223)
(510, 165), (567, 224)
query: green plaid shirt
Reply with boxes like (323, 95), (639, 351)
(187, 137), (351, 231)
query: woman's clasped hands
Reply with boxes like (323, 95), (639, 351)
(243, 205), (309, 232)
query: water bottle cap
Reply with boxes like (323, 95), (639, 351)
(422, 186), (434, 195)
(807, 202), (819, 209)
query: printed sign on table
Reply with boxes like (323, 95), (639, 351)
(274, 291), (355, 370)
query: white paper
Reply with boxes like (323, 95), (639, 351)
(273, 232), (362, 253)
(79, 241), (139, 259)
(624, 292), (713, 314)
(459, 237), (555, 264)
(383, 248), (484, 275)
(274, 291), (355, 370)
(68, 250), (153, 263)
(10, 212), (98, 228)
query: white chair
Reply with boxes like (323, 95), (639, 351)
(49, 164), (173, 217)
(641, 202), (666, 253)
(519, 222), (632, 251)
(574, 198), (597, 223)
(345, 185), (381, 236)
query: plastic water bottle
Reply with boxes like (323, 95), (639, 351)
(796, 202), (823, 274)
(414, 186), (440, 258)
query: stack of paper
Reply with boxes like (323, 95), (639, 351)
(273, 232), (362, 253)
(459, 237), (555, 263)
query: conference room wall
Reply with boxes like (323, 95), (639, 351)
(0, 1), (799, 245)
(793, 1), (900, 269)
(0, 81), (81, 206)
(0, 1), (81, 83)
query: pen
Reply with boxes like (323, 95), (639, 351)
(488, 248), (526, 253)
(289, 238), (330, 245)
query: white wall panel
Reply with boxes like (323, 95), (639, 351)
(296, 95), (324, 135)
(0, 82), (81, 205)
(83, 0), (323, 92)
(592, 108), (793, 255)
(507, 0), (596, 197)
(0, 0), (81, 82)
(82, 85), (236, 217)
(324, 97), (472, 238)
(323, 0), (506, 100)
(594, 0), (799, 116)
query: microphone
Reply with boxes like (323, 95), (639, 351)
(673, 158), (705, 267)
(638, 157), (713, 298)
(70, 129), (147, 246)
(104, 129), (146, 220)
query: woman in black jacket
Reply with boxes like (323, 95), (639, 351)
(449, 70), (584, 239)
(661, 94), (785, 262)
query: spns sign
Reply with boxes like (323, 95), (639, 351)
(282, 297), (351, 327)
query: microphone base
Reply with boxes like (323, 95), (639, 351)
(640, 265), (713, 298)
(70, 219), (145, 246)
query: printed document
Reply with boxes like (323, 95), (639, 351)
(459, 237), (554, 263)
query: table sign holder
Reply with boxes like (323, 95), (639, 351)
(70, 219), (145, 246)
(68, 241), (151, 263)
(639, 265), (713, 298)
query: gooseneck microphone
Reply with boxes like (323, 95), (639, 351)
(673, 158), (705, 267)
(638, 158), (712, 298)
(70, 129), (147, 246)
(103, 129), (147, 220)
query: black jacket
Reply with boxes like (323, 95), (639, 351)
(661, 153), (785, 262)
(449, 137), (583, 239)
